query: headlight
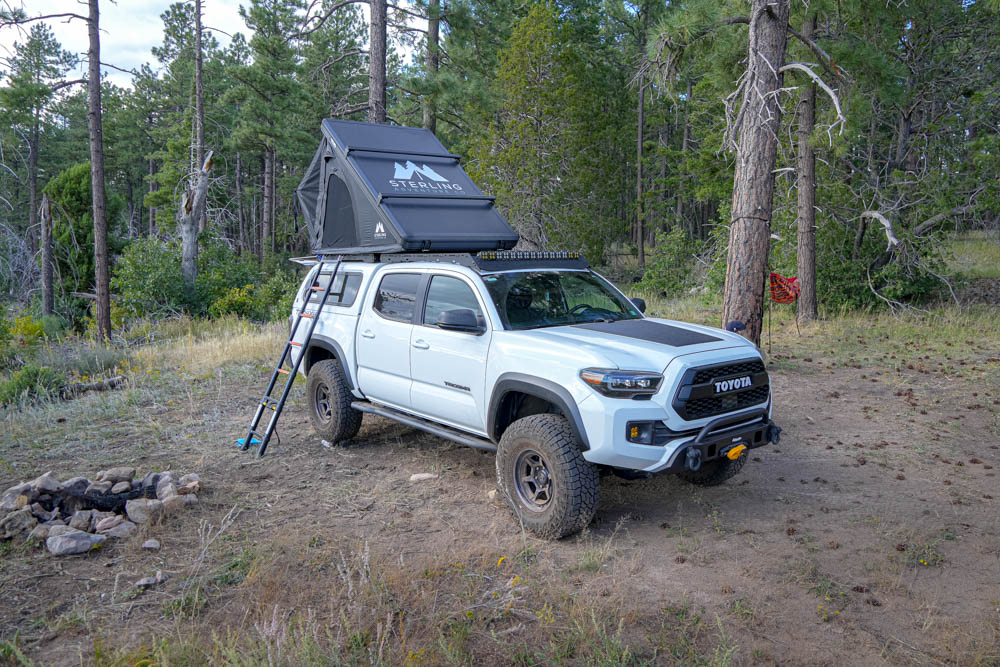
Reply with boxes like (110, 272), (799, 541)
(579, 368), (663, 399)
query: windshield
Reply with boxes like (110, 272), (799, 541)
(482, 271), (642, 330)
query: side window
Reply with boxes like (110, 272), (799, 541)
(373, 273), (421, 322)
(423, 276), (484, 326)
(309, 272), (362, 307)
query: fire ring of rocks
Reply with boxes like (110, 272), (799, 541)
(0, 468), (201, 556)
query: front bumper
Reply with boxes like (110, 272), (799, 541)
(649, 409), (779, 474)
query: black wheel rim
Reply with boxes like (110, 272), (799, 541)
(513, 449), (553, 512)
(314, 383), (332, 423)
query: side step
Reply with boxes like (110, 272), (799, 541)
(351, 401), (497, 452)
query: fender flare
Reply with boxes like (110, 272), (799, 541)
(487, 373), (590, 450)
(305, 334), (354, 390)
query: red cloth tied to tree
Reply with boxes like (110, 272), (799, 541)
(769, 272), (800, 304)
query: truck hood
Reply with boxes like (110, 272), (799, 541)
(513, 317), (755, 372)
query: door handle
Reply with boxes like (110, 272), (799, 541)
(412, 339), (430, 350)
(361, 329), (375, 339)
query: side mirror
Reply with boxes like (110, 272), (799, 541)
(437, 308), (484, 334)
(630, 297), (646, 314)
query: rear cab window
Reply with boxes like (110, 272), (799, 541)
(309, 271), (363, 306)
(373, 273), (421, 322)
(422, 275), (485, 328)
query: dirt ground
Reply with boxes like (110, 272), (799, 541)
(1, 313), (998, 665)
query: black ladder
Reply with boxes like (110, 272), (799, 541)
(237, 255), (342, 457)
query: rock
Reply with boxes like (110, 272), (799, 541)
(156, 481), (177, 500)
(95, 515), (124, 532)
(46, 530), (106, 555)
(44, 519), (66, 527)
(68, 510), (94, 532)
(61, 477), (90, 496)
(29, 503), (58, 522)
(177, 481), (200, 496)
(126, 498), (162, 524)
(183, 494), (198, 507)
(103, 520), (136, 539)
(99, 467), (136, 484)
(142, 539), (160, 551)
(110, 481), (131, 494)
(91, 510), (115, 524)
(48, 524), (75, 536)
(136, 570), (167, 588)
(487, 489), (498, 501)
(409, 473), (438, 482)
(0, 507), (37, 539)
(85, 481), (113, 495)
(1, 483), (32, 511)
(139, 472), (161, 491)
(31, 471), (63, 494)
(178, 473), (200, 486)
(27, 524), (50, 543)
(161, 494), (186, 515)
(12, 494), (30, 510)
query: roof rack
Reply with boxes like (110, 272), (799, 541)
(290, 250), (590, 272)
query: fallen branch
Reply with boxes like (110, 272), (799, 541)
(859, 211), (900, 250)
(60, 375), (126, 398)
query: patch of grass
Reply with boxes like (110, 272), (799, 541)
(213, 544), (259, 586)
(652, 602), (737, 666)
(944, 231), (1000, 279)
(903, 541), (945, 568)
(134, 316), (285, 377)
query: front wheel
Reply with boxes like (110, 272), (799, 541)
(306, 359), (362, 443)
(495, 414), (599, 539)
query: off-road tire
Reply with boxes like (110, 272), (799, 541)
(495, 414), (599, 539)
(306, 359), (362, 443)
(678, 451), (748, 487)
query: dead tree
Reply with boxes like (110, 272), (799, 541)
(180, 152), (214, 284)
(40, 194), (53, 315)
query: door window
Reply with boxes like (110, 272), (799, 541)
(309, 272), (362, 306)
(423, 276), (484, 326)
(373, 273), (420, 322)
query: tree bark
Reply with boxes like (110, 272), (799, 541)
(40, 194), (53, 315)
(87, 0), (111, 341)
(148, 157), (156, 235)
(636, 74), (646, 268)
(721, 0), (790, 346)
(795, 14), (818, 322)
(368, 0), (387, 124)
(422, 0), (439, 133)
(235, 151), (246, 254)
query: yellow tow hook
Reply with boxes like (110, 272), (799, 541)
(726, 444), (747, 460)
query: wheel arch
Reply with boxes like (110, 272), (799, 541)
(304, 335), (354, 390)
(487, 373), (590, 450)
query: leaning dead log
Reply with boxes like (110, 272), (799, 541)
(60, 375), (126, 399)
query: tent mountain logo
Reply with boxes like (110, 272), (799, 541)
(393, 161), (448, 182)
(374, 221), (386, 239)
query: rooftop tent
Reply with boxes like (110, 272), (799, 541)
(296, 119), (519, 256)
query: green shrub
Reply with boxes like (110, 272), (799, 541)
(209, 274), (298, 322)
(10, 314), (44, 344)
(194, 242), (261, 311)
(637, 227), (701, 297)
(0, 364), (66, 405)
(112, 238), (189, 318)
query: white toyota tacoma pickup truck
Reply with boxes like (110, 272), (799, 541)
(289, 251), (779, 538)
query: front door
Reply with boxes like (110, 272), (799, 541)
(356, 271), (421, 410)
(409, 274), (492, 433)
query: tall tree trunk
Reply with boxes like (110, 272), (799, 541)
(368, 0), (387, 124)
(148, 158), (156, 235)
(180, 153), (213, 284)
(40, 194), (53, 315)
(721, 0), (790, 346)
(87, 0), (111, 341)
(676, 80), (691, 231)
(28, 113), (39, 254)
(636, 75), (646, 268)
(262, 149), (273, 258)
(795, 14), (818, 322)
(194, 0), (207, 237)
(236, 151), (246, 254)
(422, 0), (439, 133)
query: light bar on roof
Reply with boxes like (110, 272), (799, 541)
(477, 250), (581, 261)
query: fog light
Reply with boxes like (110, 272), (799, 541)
(626, 421), (655, 444)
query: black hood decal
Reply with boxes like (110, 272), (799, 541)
(572, 319), (722, 347)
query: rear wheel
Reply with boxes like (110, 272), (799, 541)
(307, 359), (362, 443)
(495, 414), (599, 539)
(678, 451), (747, 486)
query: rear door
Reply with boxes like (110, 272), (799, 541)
(356, 271), (422, 410)
(409, 273), (492, 433)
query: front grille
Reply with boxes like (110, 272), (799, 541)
(673, 357), (769, 421)
(682, 384), (770, 420)
(691, 359), (765, 384)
